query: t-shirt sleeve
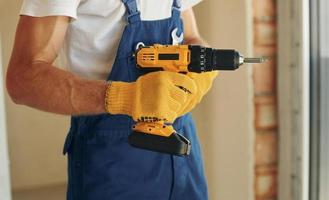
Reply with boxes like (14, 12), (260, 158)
(180, 0), (202, 11)
(20, 0), (81, 20)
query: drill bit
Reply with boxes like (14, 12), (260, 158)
(244, 57), (268, 63)
(237, 55), (268, 67)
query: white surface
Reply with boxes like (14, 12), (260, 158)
(0, 38), (12, 200)
(278, 0), (310, 199)
(277, 1), (293, 199)
(20, 0), (201, 80)
(301, 0), (310, 199)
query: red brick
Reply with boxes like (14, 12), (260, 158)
(254, 0), (277, 22)
(254, 22), (277, 46)
(255, 165), (278, 198)
(253, 60), (276, 95)
(254, 46), (277, 57)
(254, 95), (278, 130)
(254, 95), (276, 104)
(253, 46), (277, 94)
(253, 0), (278, 199)
(255, 131), (278, 166)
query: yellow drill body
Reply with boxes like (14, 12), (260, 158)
(136, 44), (191, 72)
(130, 44), (266, 156)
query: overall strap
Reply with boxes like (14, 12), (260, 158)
(172, 0), (182, 18)
(122, 0), (141, 24)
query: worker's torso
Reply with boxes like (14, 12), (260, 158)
(63, 0), (208, 199)
(60, 0), (199, 80)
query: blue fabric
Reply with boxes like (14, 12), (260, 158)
(63, 0), (208, 199)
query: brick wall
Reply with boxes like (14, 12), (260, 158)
(253, 0), (278, 200)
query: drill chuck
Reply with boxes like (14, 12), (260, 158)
(212, 49), (242, 70)
(188, 45), (266, 73)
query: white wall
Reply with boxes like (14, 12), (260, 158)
(193, 0), (254, 200)
(0, 37), (12, 200)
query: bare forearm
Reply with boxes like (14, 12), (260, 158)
(7, 61), (107, 115)
(6, 16), (108, 116)
(184, 37), (209, 47)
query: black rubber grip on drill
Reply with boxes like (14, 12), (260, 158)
(188, 45), (213, 73)
(128, 131), (191, 156)
(188, 45), (241, 72)
(212, 49), (240, 70)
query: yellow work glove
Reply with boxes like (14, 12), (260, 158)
(179, 71), (218, 115)
(105, 71), (197, 123)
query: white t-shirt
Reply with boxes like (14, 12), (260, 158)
(20, 0), (201, 80)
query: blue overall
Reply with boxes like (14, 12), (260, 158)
(63, 0), (208, 199)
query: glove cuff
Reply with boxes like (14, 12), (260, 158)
(105, 81), (135, 115)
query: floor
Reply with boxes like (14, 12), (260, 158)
(12, 184), (66, 200)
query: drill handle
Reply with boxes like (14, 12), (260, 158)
(129, 122), (191, 156)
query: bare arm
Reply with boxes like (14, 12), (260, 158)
(6, 10), (209, 116)
(181, 8), (208, 46)
(6, 16), (108, 115)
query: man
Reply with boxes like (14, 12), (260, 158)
(6, 0), (217, 199)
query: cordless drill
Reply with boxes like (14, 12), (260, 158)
(129, 44), (266, 156)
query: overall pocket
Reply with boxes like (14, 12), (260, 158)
(82, 130), (174, 200)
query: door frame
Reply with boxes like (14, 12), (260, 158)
(0, 37), (12, 200)
(277, 0), (310, 199)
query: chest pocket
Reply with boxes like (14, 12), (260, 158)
(78, 0), (124, 17)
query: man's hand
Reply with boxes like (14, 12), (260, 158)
(6, 16), (108, 115)
(106, 71), (197, 122)
(180, 9), (219, 115)
(178, 71), (218, 115)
